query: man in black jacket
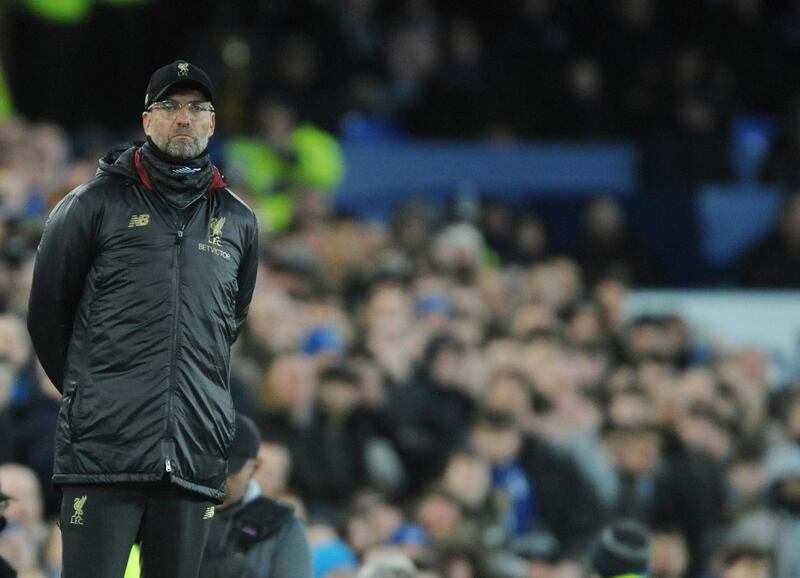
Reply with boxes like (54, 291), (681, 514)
(27, 60), (259, 578)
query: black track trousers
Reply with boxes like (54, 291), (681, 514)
(60, 483), (215, 578)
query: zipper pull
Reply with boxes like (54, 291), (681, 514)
(165, 457), (173, 472)
(176, 229), (184, 244)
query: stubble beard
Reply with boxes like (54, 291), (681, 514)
(164, 135), (203, 160)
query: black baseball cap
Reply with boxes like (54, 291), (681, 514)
(144, 60), (214, 110)
(228, 413), (261, 474)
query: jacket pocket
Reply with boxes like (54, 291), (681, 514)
(85, 269), (105, 325)
(66, 387), (81, 441)
(223, 393), (235, 457)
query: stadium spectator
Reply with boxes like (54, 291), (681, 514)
(253, 441), (292, 499)
(8, 362), (60, 517)
(281, 365), (380, 515)
(223, 96), (345, 233)
(389, 335), (478, 493)
(345, 490), (428, 565)
(0, 485), (17, 578)
(0, 464), (47, 575)
(470, 410), (604, 559)
(648, 526), (689, 578)
(308, 519), (359, 578)
(726, 444), (800, 578)
(412, 489), (474, 551)
(571, 197), (663, 288)
(436, 449), (506, 550)
(199, 413), (312, 578)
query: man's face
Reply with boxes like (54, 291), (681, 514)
(222, 458), (257, 509)
(608, 429), (662, 476)
(319, 380), (360, 415)
(253, 442), (291, 496)
(142, 89), (215, 159)
(650, 531), (688, 578)
(472, 426), (521, 464)
(0, 466), (42, 525)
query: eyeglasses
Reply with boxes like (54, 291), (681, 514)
(147, 100), (215, 119)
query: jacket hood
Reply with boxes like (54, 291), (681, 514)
(96, 142), (141, 181)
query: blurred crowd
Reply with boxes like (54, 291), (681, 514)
(1, 113), (800, 578)
(3, 3), (800, 575)
(9, 0), (800, 190)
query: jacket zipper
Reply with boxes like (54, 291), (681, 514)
(165, 227), (184, 474)
(162, 196), (208, 475)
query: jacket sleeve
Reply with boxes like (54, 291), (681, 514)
(232, 213), (259, 342)
(27, 188), (97, 393)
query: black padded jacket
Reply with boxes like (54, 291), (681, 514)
(27, 144), (259, 502)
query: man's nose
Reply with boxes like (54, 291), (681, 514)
(175, 106), (192, 124)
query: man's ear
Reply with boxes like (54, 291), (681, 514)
(142, 112), (151, 137)
(252, 456), (263, 473)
